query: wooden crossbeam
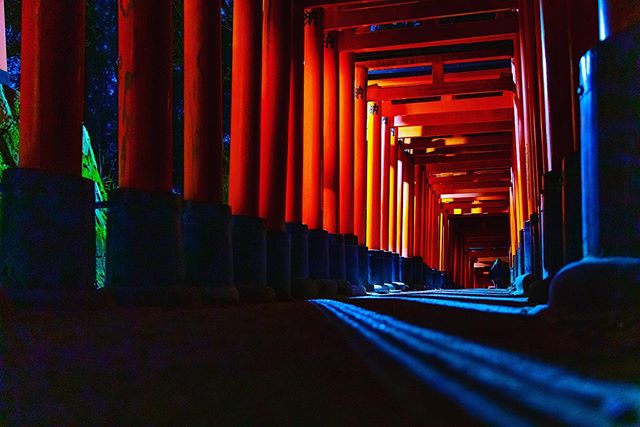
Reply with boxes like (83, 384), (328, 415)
(338, 13), (518, 52)
(411, 145), (511, 157)
(403, 133), (512, 149)
(441, 200), (510, 209)
(423, 157), (511, 172)
(394, 108), (513, 127)
(398, 120), (514, 138)
(358, 47), (513, 70)
(369, 74), (515, 101)
(416, 151), (511, 165)
(432, 181), (512, 193)
(386, 94), (514, 117)
(324, 0), (517, 30)
(429, 170), (511, 184)
(447, 207), (509, 215)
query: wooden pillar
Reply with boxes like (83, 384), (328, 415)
(413, 165), (423, 258)
(396, 144), (404, 254)
(20, 0), (85, 175)
(302, 8), (324, 231)
(354, 65), (368, 245)
(388, 127), (397, 253)
(539, 0), (575, 172)
(229, 0), (262, 217)
(338, 52), (355, 236)
(286, 3), (304, 224)
(323, 31), (339, 234)
(381, 116), (391, 251)
(0, 0), (6, 72)
(260, 0), (291, 232)
(366, 101), (381, 249)
(401, 153), (413, 258)
(184, 0), (223, 204)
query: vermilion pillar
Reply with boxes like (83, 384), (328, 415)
(389, 129), (398, 253)
(396, 146), (404, 254)
(354, 65), (368, 245)
(1, 1), (95, 291)
(381, 116), (391, 251)
(260, 0), (291, 232)
(338, 52), (355, 236)
(20, 0), (85, 175)
(413, 165), (423, 257)
(407, 158), (415, 258)
(401, 153), (412, 258)
(260, 0), (292, 298)
(229, 0), (262, 217)
(182, 0), (234, 295)
(287, 4), (304, 224)
(366, 102), (382, 250)
(184, 0), (223, 204)
(323, 31), (339, 234)
(0, 0), (7, 72)
(302, 9), (324, 231)
(118, 0), (172, 192)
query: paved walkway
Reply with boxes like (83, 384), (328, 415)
(3, 291), (640, 425)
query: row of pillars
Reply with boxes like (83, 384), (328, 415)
(0, 0), (450, 303)
(509, 0), (640, 312)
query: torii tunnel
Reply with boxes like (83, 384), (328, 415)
(1, 0), (639, 313)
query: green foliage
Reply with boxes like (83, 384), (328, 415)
(0, 85), (109, 288)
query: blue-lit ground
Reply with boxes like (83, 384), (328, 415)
(3, 290), (640, 425)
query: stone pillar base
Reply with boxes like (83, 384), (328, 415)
(391, 253), (400, 282)
(358, 245), (371, 291)
(368, 249), (385, 286)
(344, 234), (360, 289)
(549, 257), (640, 313)
(513, 273), (535, 296)
(329, 234), (346, 280)
(286, 222), (309, 280)
(183, 201), (237, 302)
(0, 168), (96, 290)
(308, 229), (329, 279)
(232, 215), (274, 302)
(401, 257), (414, 288)
(412, 256), (425, 290)
(267, 230), (291, 299)
(106, 189), (183, 289)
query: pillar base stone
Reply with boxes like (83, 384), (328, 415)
(183, 201), (237, 302)
(106, 188), (183, 289)
(0, 168), (96, 291)
(286, 222), (309, 280)
(344, 234), (360, 288)
(266, 230), (291, 300)
(413, 256), (425, 290)
(358, 245), (371, 291)
(329, 234), (346, 280)
(401, 257), (414, 288)
(232, 215), (273, 302)
(512, 273), (535, 296)
(308, 229), (330, 279)
(291, 278), (318, 299)
(368, 249), (385, 286)
(549, 257), (640, 313)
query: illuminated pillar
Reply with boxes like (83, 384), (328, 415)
(339, 52), (362, 291)
(0, 0), (6, 72)
(324, 31), (345, 281)
(550, 0), (640, 312)
(303, 9), (329, 280)
(354, 65), (368, 246)
(0, 0), (95, 291)
(354, 65), (369, 288)
(106, 0), (183, 291)
(366, 101), (382, 250)
(286, 4), (310, 288)
(381, 119), (391, 251)
(260, 0), (292, 298)
(388, 128), (397, 253)
(229, 0), (269, 299)
(182, 0), (235, 300)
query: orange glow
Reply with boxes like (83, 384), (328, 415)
(302, 8), (324, 230)
(229, 0), (261, 216)
(454, 208), (463, 215)
(323, 30), (339, 234)
(354, 64), (368, 244)
(471, 207), (483, 214)
(366, 101), (382, 249)
(338, 51), (355, 235)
